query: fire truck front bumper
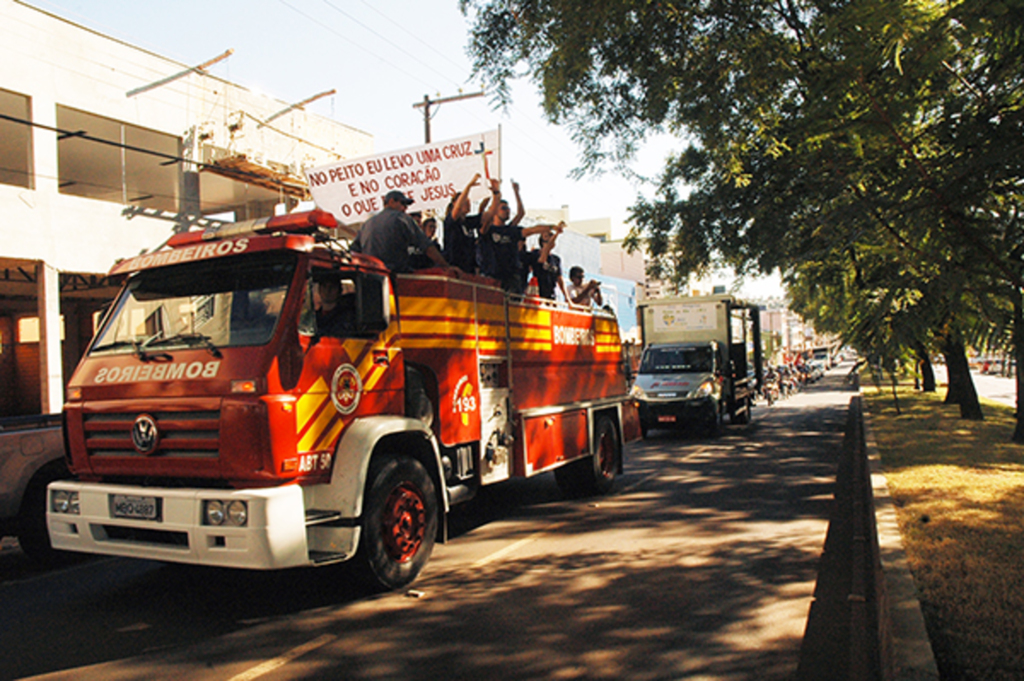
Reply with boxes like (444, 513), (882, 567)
(46, 480), (343, 570)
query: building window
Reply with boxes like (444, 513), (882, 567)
(0, 88), (33, 189)
(17, 317), (65, 343)
(56, 106), (180, 212)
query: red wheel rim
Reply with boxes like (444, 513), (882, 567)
(381, 482), (427, 562)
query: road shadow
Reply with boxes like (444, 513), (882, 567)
(2, 371), (856, 680)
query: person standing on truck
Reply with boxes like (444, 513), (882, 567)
(568, 266), (603, 308)
(352, 190), (455, 273)
(443, 173), (497, 275)
(524, 223), (569, 301)
(409, 213), (441, 270)
(478, 179), (552, 294)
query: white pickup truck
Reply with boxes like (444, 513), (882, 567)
(0, 414), (69, 561)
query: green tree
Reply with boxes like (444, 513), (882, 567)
(463, 0), (1024, 437)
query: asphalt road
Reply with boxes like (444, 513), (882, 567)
(2, 371), (857, 681)
(961, 368), (1016, 408)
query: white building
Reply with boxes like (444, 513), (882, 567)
(1, 0), (372, 416)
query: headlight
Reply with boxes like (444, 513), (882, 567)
(691, 380), (715, 399)
(227, 500), (248, 526)
(630, 384), (646, 399)
(51, 489), (80, 515)
(205, 500), (225, 525)
(203, 499), (248, 526)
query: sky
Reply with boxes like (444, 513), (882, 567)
(28, 0), (783, 298)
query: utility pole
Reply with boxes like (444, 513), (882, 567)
(412, 90), (485, 143)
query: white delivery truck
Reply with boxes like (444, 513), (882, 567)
(632, 294), (763, 437)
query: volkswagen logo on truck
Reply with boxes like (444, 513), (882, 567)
(131, 414), (160, 454)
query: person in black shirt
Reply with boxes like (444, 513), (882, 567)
(478, 179), (552, 294)
(409, 214), (442, 270)
(443, 173), (496, 275)
(524, 224), (569, 301)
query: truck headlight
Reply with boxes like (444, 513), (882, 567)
(630, 384), (646, 400)
(203, 499), (248, 526)
(51, 489), (80, 515)
(691, 380), (715, 399)
(205, 500), (226, 525)
(227, 500), (248, 526)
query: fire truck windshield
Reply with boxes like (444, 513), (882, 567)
(91, 253), (297, 356)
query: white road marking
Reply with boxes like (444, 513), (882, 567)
(226, 633), (336, 681)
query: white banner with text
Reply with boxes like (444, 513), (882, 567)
(306, 129), (501, 227)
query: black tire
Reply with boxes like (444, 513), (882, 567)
(639, 419), (649, 439)
(17, 462), (71, 564)
(555, 416), (620, 498)
(355, 455), (438, 591)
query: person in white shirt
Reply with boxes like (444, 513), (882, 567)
(567, 266), (602, 308)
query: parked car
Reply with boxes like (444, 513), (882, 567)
(0, 414), (70, 562)
(806, 360), (826, 382)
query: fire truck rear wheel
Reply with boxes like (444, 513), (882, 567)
(555, 416), (620, 498)
(356, 455), (438, 592)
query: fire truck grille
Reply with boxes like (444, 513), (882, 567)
(84, 411), (220, 459)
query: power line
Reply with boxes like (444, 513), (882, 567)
(274, 0), (451, 95)
(356, 0), (475, 77)
(318, 0), (464, 91)
(277, 0), (581, 164)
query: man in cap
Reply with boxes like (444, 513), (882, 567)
(351, 190), (455, 273)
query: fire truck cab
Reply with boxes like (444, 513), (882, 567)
(48, 210), (639, 590)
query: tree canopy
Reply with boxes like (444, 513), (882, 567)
(463, 0), (1024, 434)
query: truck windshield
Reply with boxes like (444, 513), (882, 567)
(640, 346), (715, 374)
(91, 253), (297, 356)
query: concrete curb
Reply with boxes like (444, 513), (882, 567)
(861, 410), (940, 681)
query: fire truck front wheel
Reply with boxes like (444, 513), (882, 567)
(356, 455), (439, 592)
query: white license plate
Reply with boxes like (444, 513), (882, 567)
(111, 494), (159, 520)
(657, 415), (677, 423)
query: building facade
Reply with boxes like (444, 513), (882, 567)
(1, 0), (372, 416)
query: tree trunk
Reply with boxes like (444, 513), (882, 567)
(943, 341), (965, 405)
(943, 337), (984, 420)
(1011, 289), (1024, 442)
(916, 343), (936, 392)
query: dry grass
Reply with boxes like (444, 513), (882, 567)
(863, 385), (1024, 681)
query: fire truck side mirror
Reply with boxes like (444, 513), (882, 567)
(355, 273), (390, 334)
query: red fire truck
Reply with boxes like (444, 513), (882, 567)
(48, 210), (640, 590)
